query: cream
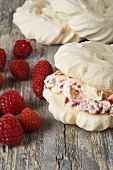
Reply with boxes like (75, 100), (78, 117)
(44, 71), (113, 115)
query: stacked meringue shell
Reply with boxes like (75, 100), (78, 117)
(13, 0), (113, 45)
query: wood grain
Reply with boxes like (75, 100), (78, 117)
(0, 0), (113, 170)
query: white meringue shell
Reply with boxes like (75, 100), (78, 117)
(52, 0), (113, 43)
(54, 41), (113, 92)
(13, 0), (80, 45)
(43, 88), (113, 131)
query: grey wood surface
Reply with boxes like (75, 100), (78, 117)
(0, 0), (113, 170)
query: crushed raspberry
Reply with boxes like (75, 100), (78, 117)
(12, 40), (32, 59)
(59, 91), (62, 94)
(77, 85), (81, 88)
(108, 98), (113, 105)
(72, 101), (79, 107)
(73, 83), (77, 86)
(75, 90), (79, 94)
(60, 73), (65, 76)
(60, 85), (63, 89)
(64, 97), (70, 104)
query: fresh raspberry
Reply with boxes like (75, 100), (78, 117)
(12, 40), (32, 59)
(0, 73), (4, 88)
(32, 60), (53, 80)
(0, 113), (23, 146)
(0, 90), (26, 115)
(0, 48), (7, 71)
(32, 76), (46, 99)
(9, 60), (30, 80)
(18, 108), (42, 133)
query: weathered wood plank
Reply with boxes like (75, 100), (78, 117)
(1, 0), (113, 170)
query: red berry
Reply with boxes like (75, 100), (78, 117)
(0, 113), (23, 146)
(18, 108), (42, 133)
(32, 60), (53, 80)
(108, 98), (113, 105)
(0, 48), (7, 71)
(12, 40), (32, 59)
(9, 60), (30, 80)
(0, 90), (26, 115)
(32, 76), (46, 99)
(0, 73), (4, 88)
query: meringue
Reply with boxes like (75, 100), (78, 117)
(55, 41), (113, 92)
(43, 88), (113, 131)
(52, 0), (113, 43)
(13, 0), (113, 44)
(13, 0), (80, 45)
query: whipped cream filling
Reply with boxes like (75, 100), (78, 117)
(44, 71), (113, 115)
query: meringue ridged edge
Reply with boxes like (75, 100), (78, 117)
(43, 88), (113, 131)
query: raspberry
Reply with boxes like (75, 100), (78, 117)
(32, 76), (46, 99)
(18, 108), (42, 133)
(0, 113), (23, 146)
(108, 98), (113, 105)
(9, 60), (30, 80)
(0, 90), (26, 115)
(0, 73), (4, 88)
(12, 40), (32, 59)
(32, 60), (53, 80)
(0, 48), (7, 71)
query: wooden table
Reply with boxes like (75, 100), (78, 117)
(0, 1), (113, 170)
